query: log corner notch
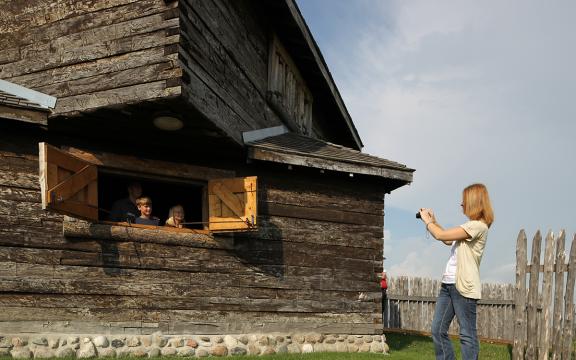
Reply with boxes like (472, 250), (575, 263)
(62, 217), (233, 250)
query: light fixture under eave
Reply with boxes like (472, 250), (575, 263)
(153, 115), (184, 131)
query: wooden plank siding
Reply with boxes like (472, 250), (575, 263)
(0, 0), (364, 150)
(0, 0), (395, 337)
(0, 0), (284, 144)
(0, 147), (386, 335)
(178, 0), (283, 144)
(0, 0), (182, 116)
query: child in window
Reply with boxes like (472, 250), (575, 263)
(165, 205), (185, 228)
(135, 196), (160, 226)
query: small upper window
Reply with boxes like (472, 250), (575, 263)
(38, 143), (257, 233)
(267, 35), (313, 135)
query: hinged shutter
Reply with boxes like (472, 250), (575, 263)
(208, 176), (257, 232)
(39, 142), (98, 221)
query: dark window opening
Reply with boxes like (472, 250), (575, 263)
(98, 172), (204, 229)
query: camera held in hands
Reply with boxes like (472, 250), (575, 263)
(416, 212), (421, 219)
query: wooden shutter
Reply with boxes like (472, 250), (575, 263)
(208, 176), (257, 232)
(39, 142), (98, 221)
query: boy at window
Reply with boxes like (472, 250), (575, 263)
(135, 196), (160, 226)
(109, 182), (142, 222)
(165, 205), (185, 228)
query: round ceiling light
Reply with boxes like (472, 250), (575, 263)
(153, 116), (184, 131)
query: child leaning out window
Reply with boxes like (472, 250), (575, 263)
(165, 205), (185, 228)
(135, 196), (160, 226)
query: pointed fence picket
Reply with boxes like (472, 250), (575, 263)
(513, 230), (576, 360)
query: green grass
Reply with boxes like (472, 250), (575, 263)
(222, 332), (512, 359)
(383, 332), (512, 360)
(0, 333), (513, 360)
(237, 355), (389, 360)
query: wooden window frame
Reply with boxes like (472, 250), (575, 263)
(39, 143), (257, 234)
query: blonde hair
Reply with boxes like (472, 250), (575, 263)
(168, 205), (184, 219)
(165, 205), (185, 228)
(136, 196), (152, 206)
(462, 183), (494, 227)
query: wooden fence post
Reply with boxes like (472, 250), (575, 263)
(561, 234), (576, 360)
(539, 230), (555, 360)
(513, 229), (528, 360)
(390, 277), (398, 328)
(526, 230), (542, 359)
(400, 276), (409, 328)
(550, 230), (565, 360)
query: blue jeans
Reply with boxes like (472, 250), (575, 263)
(431, 283), (479, 360)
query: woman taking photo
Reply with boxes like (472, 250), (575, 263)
(418, 183), (494, 360)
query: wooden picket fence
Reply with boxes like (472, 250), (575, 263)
(384, 277), (516, 341)
(383, 230), (576, 358)
(513, 230), (576, 360)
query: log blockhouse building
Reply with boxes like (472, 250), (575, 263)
(0, 0), (414, 356)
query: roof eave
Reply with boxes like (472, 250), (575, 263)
(248, 147), (414, 183)
(0, 103), (49, 125)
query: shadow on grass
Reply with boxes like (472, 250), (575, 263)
(385, 332), (435, 352)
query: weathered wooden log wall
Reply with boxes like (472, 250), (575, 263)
(0, 0), (386, 336)
(178, 0), (283, 143)
(0, 137), (385, 335)
(0, 0), (288, 144)
(249, 172), (385, 334)
(0, 0), (182, 117)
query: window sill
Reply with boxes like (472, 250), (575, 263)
(62, 217), (232, 249)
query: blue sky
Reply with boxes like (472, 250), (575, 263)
(297, 0), (576, 284)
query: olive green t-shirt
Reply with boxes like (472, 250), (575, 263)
(455, 220), (489, 299)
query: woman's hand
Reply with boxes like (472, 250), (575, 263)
(419, 208), (436, 225)
(419, 208), (470, 243)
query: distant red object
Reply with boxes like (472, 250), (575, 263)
(380, 273), (388, 289)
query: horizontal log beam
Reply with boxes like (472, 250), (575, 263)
(526, 263), (568, 272)
(64, 146), (234, 180)
(388, 294), (522, 306)
(62, 218), (231, 249)
(266, 203), (383, 226)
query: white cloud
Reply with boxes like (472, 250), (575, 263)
(389, 249), (445, 280)
(384, 228), (450, 279)
(299, 0), (576, 283)
(382, 229), (393, 262)
(482, 262), (516, 284)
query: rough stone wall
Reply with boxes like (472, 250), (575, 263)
(0, 332), (388, 358)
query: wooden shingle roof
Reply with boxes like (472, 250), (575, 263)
(246, 132), (414, 183)
(0, 89), (49, 111)
(0, 79), (56, 125)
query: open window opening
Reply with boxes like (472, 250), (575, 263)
(98, 171), (205, 229)
(39, 142), (257, 233)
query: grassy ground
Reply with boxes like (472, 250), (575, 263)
(0, 333), (513, 360)
(383, 332), (512, 360)
(210, 332), (511, 359)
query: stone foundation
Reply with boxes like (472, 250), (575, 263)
(0, 333), (389, 358)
